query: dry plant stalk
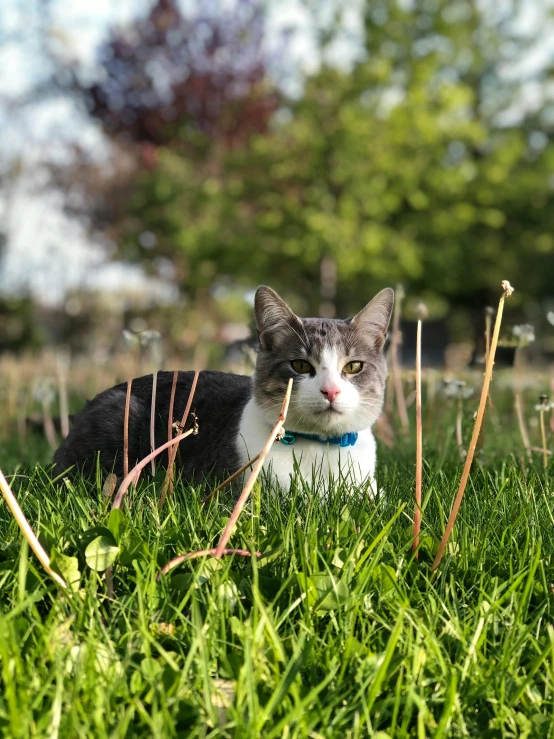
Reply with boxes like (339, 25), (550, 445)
(150, 371), (158, 475)
(413, 304), (426, 557)
(4, 368), (18, 438)
(158, 548), (260, 578)
(540, 409), (548, 470)
(456, 397), (465, 459)
(167, 370), (178, 444)
(484, 307), (493, 367)
(0, 468), (67, 589)
(514, 387), (532, 462)
(550, 376), (554, 434)
(202, 452), (261, 506)
(214, 379), (293, 559)
(481, 308), (503, 439)
(389, 285), (409, 435)
(159, 370), (200, 507)
(57, 359), (70, 439)
(17, 387), (28, 445)
(112, 425), (198, 510)
(41, 395), (58, 450)
(537, 396), (551, 470)
(432, 280), (514, 572)
(513, 344), (532, 462)
(123, 380), (132, 479)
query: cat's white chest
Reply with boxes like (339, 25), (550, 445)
(236, 399), (378, 496)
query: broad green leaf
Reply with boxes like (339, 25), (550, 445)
(85, 536), (119, 572)
(77, 526), (114, 554)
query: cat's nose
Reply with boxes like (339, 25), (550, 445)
(321, 386), (341, 403)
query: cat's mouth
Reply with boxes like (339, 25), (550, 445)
(317, 406), (342, 415)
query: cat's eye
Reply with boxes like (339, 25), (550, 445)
(343, 361), (363, 374)
(291, 360), (313, 374)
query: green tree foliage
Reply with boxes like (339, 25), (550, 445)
(83, 1), (554, 314)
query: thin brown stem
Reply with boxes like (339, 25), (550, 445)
(432, 280), (514, 573)
(483, 309), (498, 429)
(158, 548), (260, 579)
(550, 376), (554, 433)
(390, 286), (409, 435)
(41, 396), (58, 450)
(413, 318), (423, 557)
(150, 371), (158, 476)
(540, 410), (548, 470)
(214, 379), (293, 559)
(57, 361), (70, 439)
(167, 370), (178, 444)
(159, 370), (200, 507)
(484, 311), (492, 366)
(202, 453), (261, 506)
(514, 385), (532, 463)
(123, 379), (132, 479)
(112, 427), (197, 510)
(456, 397), (464, 459)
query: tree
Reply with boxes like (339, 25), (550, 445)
(111, 1), (554, 316)
(53, 0), (280, 237)
(55, 0), (554, 318)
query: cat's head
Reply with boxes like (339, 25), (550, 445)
(253, 286), (394, 437)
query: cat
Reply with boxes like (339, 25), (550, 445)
(53, 285), (394, 495)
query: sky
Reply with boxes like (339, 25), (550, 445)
(0, 0), (553, 306)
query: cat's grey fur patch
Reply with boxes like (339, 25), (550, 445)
(253, 286), (393, 430)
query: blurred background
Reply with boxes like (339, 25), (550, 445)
(1, 0), (554, 372)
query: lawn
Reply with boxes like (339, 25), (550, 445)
(1, 377), (554, 737)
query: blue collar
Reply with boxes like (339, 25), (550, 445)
(280, 431), (358, 448)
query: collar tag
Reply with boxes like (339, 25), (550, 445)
(280, 432), (297, 445)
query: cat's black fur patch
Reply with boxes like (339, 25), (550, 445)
(53, 371), (252, 482)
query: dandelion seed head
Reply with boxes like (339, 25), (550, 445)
(443, 379), (474, 399)
(535, 395), (554, 413)
(501, 280), (514, 296)
(34, 380), (55, 405)
(512, 324), (535, 346)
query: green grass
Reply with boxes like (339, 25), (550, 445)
(1, 423), (554, 737)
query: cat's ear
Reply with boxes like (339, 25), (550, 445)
(349, 288), (394, 348)
(255, 286), (303, 349)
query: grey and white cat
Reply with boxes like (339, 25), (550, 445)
(53, 286), (394, 495)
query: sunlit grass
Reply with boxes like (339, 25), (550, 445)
(1, 353), (553, 735)
(1, 436), (553, 736)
